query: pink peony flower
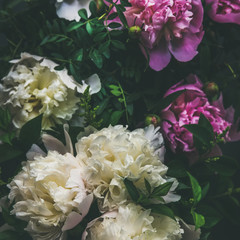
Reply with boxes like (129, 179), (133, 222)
(160, 75), (240, 155)
(107, 0), (204, 71)
(205, 0), (240, 25)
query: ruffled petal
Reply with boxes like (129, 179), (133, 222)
(169, 30), (204, 62)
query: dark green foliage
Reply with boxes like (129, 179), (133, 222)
(0, 1), (240, 239)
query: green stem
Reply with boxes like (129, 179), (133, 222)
(209, 188), (240, 199)
(225, 63), (237, 78)
(118, 82), (129, 124)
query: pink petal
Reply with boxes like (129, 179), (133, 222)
(206, 0), (240, 25)
(144, 40), (171, 71)
(190, 0), (204, 33)
(164, 75), (204, 97)
(168, 30), (204, 62)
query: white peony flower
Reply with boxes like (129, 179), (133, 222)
(83, 203), (183, 240)
(76, 125), (179, 211)
(55, 0), (91, 22)
(8, 150), (93, 240)
(0, 53), (101, 129)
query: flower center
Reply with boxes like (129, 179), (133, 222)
(128, 0), (193, 46)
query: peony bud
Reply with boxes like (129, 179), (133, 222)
(96, 0), (104, 12)
(203, 82), (219, 99)
(128, 26), (142, 39)
(145, 114), (161, 127)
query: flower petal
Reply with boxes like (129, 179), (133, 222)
(144, 40), (171, 71)
(56, 0), (91, 22)
(169, 30), (204, 62)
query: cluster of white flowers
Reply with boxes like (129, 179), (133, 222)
(75, 125), (179, 210)
(83, 203), (183, 240)
(0, 53), (101, 129)
(8, 149), (93, 240)
(7, 125), (200, 240)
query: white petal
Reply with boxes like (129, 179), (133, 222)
(26, 144), (46, 160)
(62, 212), (83, 231)
(42, 134), (67, 155)
(62, 194), (94, 231)
(181, 220), (201, 240)
(84, 74), (101, 94)
(63, 124), (73, 155)
(56, 0), (92, 22)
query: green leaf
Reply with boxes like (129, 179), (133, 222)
(0, 107), (11, 130)
(109, 84), (119, 90)
(111, 89), (122, 97)
(167, 159), (187, 178)
(183, 124), (213, 149)
(110, 30), (123, 36)
(0, 144), (23, 164)
(187, 172), (202, 205)
(110, 110), (124, 125)
(151, 204), (176, 220)
(111, 40), (126, 50)
(198, 113), (214, 139)
(67, 22), (86, 32)
(108, 12), (118, 20)
(108, 22), (122, 29)
(19, 114), (43, 148)
(123, 178), (139, 202)
(86, 22), (94, 35)
(152, 182), (174, 197)
(94, 32), (107, 42)
(96, 97), (110, 115)
(191, 210), (205, 229)
(89, 0), (97, 15)
(102, 48), (110, 59)
(0, 132), (15, 145)
(89, 49), (103, 68)
(74, 49), (84, 61)
(144, 178), (151, 194)
(69, 63), (79, 81)
(152, 90), (185, 111)
(214, 197), (240, 226)
(201, 182), (210, 200)
(78, 9), (88, 20)
(127, 104), (133, 116)
(206, 156), (238, 176)
(40, 35), (62, 46)
(198, 205), (222, 229)
(115, 5), (128, 27)
(99, 41), (110, 53)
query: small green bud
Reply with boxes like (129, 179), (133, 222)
(95, 0), (104, 12)
(203, 82), (219, 99)
(128, 26), (142, 39)
(145, 114), (161, 127)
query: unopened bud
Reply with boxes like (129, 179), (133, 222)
(203, 82), (219, 99)
(128, 26), (141, 39)
(96, 0), (104, 12)
(145, 114), (161, 127)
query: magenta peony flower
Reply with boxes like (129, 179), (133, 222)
(160, 75), (240, 155)
(205, 0), (240, 25)
(107, 0), (204, 71)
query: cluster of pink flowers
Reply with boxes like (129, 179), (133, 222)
(206, 0), (240, 25)
(123, 0), (204, 71)
(160, 75), (240, 156)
